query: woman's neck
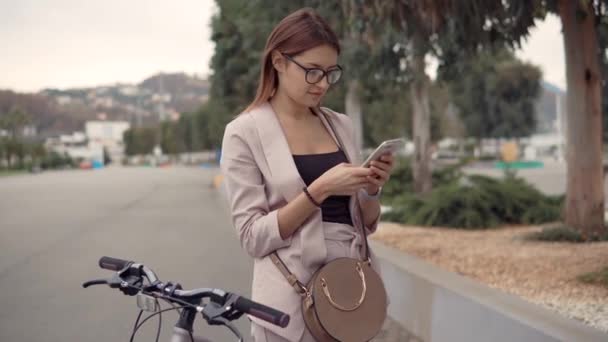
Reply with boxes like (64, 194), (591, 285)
(269, 88), (314, 121)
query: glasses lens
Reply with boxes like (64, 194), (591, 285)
(327, 69), (342, 84)
(306, 69), (325, 84)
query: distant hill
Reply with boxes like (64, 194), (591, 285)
(139, 73), (209, 114)
(0, 72), (209, 138)
(0, 90), (87, 138)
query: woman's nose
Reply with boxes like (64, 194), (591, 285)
(317, 76), (330, 90)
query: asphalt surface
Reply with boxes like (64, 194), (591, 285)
(0, 166), (253, 342)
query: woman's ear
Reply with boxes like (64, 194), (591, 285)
(271, 50), (286, 74)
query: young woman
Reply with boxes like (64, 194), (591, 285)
(220, 8), (395, 342)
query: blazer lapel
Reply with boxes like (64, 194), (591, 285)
(250, 102), (306, 202)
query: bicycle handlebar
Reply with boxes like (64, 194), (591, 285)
(90, 256), (290, 328)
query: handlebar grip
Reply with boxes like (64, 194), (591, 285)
(99, 256), (132, 271)
(233, 296), (290, 328)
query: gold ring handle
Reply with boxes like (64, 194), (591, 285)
(320, 262), (367, 311)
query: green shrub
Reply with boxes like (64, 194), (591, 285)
(525, 225), (608, 242)
(382, 157), (464, 204)
(525, 225), (584, 242)
(382, 192), (424, 223)
(384, 170), (563, 229)
(407, 179), (501, 229)
(433, 160), (465, 185)
(578, 266), (608, 288)
(521, 202), (562, 225)
(40, 152), (74, 170)
(381, 158), (414, 202)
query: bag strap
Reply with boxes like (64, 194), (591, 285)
(269, 107), (373, 296)
(270, 253), (309, 296)
(317, 107), (371, 261)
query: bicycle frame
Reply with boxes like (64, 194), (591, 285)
(170, 326), (212, 342)
(169, 307), (213, 342)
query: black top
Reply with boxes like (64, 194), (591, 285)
(292, 149), (353, 226)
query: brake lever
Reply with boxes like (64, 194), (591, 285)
(83, 273), (142, 296)
(200, 309), (244, 342)
(81, 275), (131, 290)
(221, 294), (245, 321)
(202, 299), (244, 326)
(82, 279), (108, 288)
(116, 274), (143, 296)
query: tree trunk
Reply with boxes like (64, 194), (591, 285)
(345, 79), (363, 151)
(559, 0), (606, 239)
(410, 55), (433, 194)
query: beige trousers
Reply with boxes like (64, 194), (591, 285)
(251, 222), (363, 342)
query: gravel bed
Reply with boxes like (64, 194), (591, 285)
(371, 222), (608, 333)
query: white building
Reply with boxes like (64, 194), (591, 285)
(45, 131), (103, 163)
(85, 121), (130, 164)
(45, 121), (131, 165)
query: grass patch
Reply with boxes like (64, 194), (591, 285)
(525, 224), (608, 243)
(578, 266), (608, 289)
(0, 170), (26, 177)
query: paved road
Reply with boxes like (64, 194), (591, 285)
(0, 166), (253, 342)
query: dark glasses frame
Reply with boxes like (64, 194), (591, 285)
(281, 53), (343, 85)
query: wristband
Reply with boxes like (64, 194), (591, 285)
(303, 187), (321, 207)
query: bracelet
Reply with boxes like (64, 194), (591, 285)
(303, 187), (321, 207)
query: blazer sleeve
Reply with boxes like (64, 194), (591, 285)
(220, 121), (292, 258)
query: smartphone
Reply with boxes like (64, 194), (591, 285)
(361, 138), (406, 167)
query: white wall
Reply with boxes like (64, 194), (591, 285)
(85, 121), (130, 143)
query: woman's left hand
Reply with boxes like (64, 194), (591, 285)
(365, 153), (395, 195)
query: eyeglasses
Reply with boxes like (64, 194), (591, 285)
(282, 53), (343, 85)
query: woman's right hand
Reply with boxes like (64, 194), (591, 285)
(310, 163), (372, 198)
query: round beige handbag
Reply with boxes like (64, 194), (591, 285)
(271, 252), (387, 342)
(304, 256), (387, 341)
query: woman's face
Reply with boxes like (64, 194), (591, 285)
(274, 44), (340, 108)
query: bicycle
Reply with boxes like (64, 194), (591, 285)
(82, 256), (290, 342)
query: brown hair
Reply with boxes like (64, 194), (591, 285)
(243, 8), (340, 113)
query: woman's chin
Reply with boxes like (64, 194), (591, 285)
(303, 98), (321, 108)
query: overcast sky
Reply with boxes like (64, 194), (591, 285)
(0, 1), (566, 92)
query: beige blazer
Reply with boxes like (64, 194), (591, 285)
(220, 102), (381, 341)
